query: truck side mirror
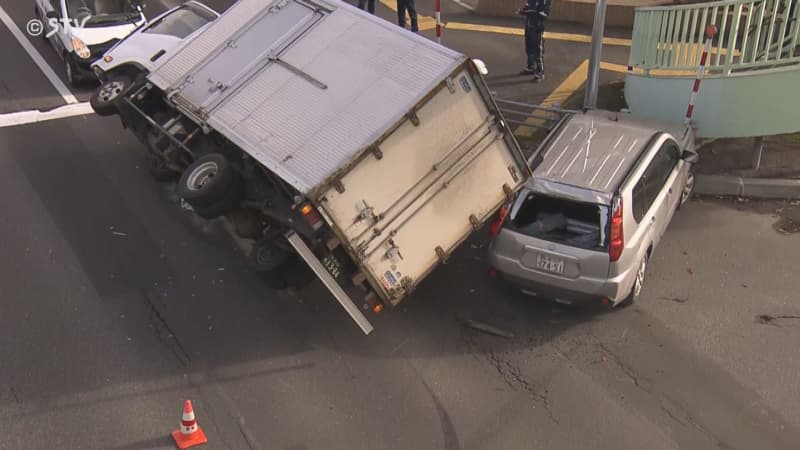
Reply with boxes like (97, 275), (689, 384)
(682, 150), (699, 164)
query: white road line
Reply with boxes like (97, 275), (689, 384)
(0, 5), (78, 104)
(0, 102), (94, 128)
(451, 0), (476, 12)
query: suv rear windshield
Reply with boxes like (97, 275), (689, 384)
(508, 192), (609, 250)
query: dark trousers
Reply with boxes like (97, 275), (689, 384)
(525, 23), (545, 75)
(357, 0), (375, 13)
(397, 0), (419, 32)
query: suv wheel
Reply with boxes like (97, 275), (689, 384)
(619, 253), (648, 307)
(678, 170), (695, 209)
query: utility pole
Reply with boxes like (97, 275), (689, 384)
(584, 0), (608, 109)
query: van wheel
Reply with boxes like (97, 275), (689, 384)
(619, 253), (647, 307)
(179, 153), (243, 218)
(91, 74), (133, 116)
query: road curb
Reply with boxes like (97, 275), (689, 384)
(695, 174), (800, 199)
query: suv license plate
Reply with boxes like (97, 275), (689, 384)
(536, 255), (565, 274)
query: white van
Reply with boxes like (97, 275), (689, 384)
(34, 0), (146, 86)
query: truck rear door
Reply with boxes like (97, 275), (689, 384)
(316, 65), (529, 306)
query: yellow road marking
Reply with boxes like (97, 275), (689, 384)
(376, 0), (631, 46)
(514, 59), (589, 137)
(446, 22), (632, 47)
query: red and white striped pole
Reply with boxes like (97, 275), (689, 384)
(435, 0), (442, 44)
(685, 24), (717, 126)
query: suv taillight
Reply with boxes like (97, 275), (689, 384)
(489, 203), (511, 238)
(609, 198), (624, 262)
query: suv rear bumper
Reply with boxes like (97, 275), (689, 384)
(489, 252), (632, 304)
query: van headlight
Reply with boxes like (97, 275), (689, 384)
(72, 37), (91, 59)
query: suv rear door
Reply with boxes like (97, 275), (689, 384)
(500, 189), (611, 284)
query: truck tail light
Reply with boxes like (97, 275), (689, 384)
(609, 198), (624, 262)
(300, 203), (323, 230)
(488, 203), (511, 238)
(365, 292), (384, 314)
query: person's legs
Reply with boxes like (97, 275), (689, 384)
(521, 25), (536, 73)
(367, 0), (375, 13)
(397, 0), (407, 28)
(357, 0), (366, 10)
(407, 0), (419, 32)
(533, 28), (545, 79)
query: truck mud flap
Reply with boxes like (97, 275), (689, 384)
(285, 231), (374, 335)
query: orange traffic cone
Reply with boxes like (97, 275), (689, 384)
(171, 400), (208, 449)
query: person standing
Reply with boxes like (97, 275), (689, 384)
(357, 0), (375, 14)
(517, 0), (551, 81)
(397, 0), (419, 32)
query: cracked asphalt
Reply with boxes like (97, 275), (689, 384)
(1, 0), (799, 449)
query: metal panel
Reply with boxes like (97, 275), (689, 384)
(148, 0), (274, 89)
(174, 0), (320, 111)
(286, 231), (374, 335)
(316, 67), (528, 304)
(207, 4), (464, 193)
(533, 111), (656, 193)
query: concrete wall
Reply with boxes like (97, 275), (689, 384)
(624, 65), (800, 138)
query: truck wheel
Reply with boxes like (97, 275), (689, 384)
(178, 153), (241, 209)
(250, 239), (291, 272)
(191, 182), (243, 219)
(91, 74), (132, 116)
(147, 153), (179, 182)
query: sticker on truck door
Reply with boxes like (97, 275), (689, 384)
(459, 76), (471, 94)
(380, 270), (397, 289)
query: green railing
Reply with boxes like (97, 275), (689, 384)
(629, 0), (800, 75)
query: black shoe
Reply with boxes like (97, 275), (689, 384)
(519, 68), (535, 75)
(533, 73), (545, 82)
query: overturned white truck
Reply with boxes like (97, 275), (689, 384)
(90, 0), (529, 334)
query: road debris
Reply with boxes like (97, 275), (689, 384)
(687, 268), (694, 275)
(112, 231), (128, 237)
(659, 296), (688, 304)
(756, 314), (800, 326)
(462, 319), (514, 339)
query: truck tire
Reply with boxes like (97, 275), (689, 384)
(178, 153), (241, 209)
(147, 153), (179, 182)
(250, 238), (291, 272)
(91, 74), (133, 116)
(191, 181), (244, 219)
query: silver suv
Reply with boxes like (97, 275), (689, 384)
(487, 109), (698, 307)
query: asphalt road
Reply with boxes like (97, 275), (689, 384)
(1, 0), (800, 449)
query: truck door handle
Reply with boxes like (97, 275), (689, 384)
(650, 216), (656, 225)
(668, 188), (673, 194)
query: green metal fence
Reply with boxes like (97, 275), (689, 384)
(629, 0), (800, 75)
